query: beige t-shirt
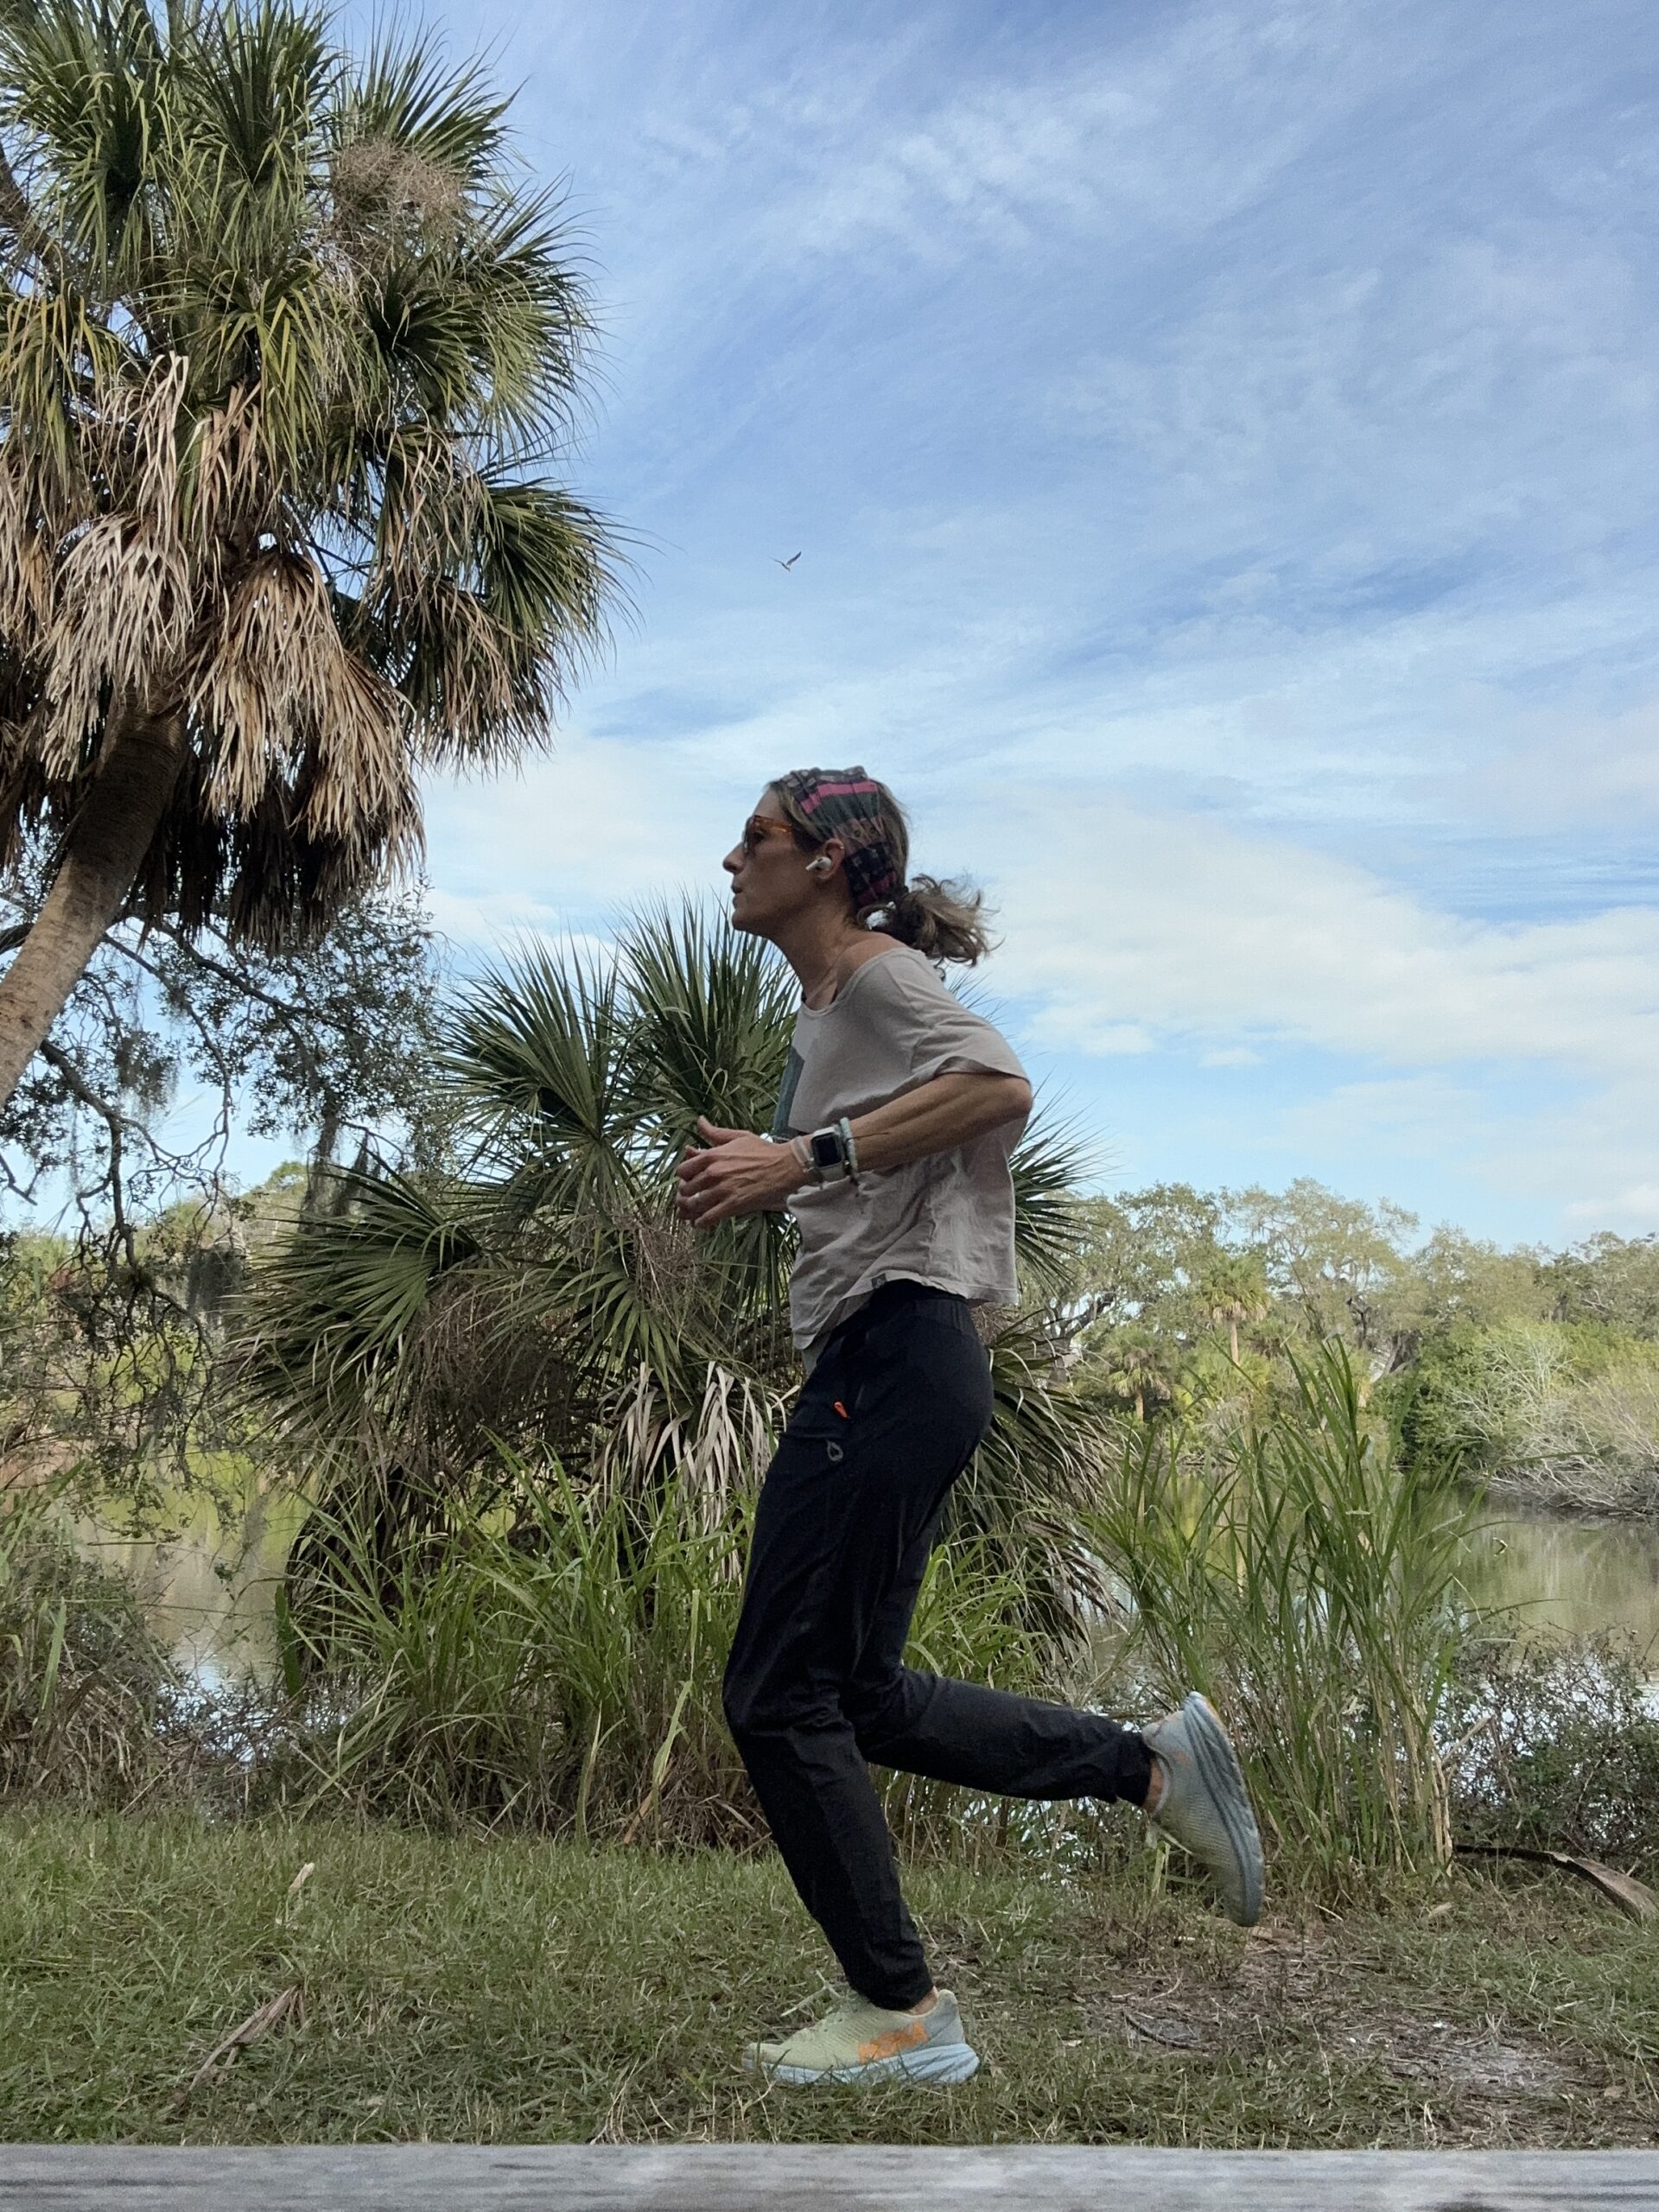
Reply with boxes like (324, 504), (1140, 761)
(771, 943), (1030, 1352)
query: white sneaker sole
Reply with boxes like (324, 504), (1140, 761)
(760, 2040), (981, 2086)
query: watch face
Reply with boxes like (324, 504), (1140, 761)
(810, 1130), (841, 1169)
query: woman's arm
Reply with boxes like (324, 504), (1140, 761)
(675, 1070), (1032, 1229)
(846, 1069), (1032, 1172)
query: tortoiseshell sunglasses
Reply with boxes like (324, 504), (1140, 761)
(740, 814), (802, 855)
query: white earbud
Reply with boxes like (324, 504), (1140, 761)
(805, 854), (834, 875)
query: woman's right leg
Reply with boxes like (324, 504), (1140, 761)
(721, 1311), (992, 2012)
(841, 1473), (1154, 1807)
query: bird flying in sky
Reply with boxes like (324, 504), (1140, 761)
(773, 551), (801, 569)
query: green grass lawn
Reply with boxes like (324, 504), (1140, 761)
(2, 1810), (1655, 2147)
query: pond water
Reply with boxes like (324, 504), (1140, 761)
(76, 1484), (299, 1688)
(83, 1485), (1659, 1688)
(1462, 1499), (1659, 1659)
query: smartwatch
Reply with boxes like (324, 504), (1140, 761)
(808, 1127), (844, 1178)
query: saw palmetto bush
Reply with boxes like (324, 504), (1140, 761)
(0, 0), (615, 1105)
(241, 902), (1113, 1647)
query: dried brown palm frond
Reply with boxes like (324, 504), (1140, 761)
(592, 1363), (788, 1548)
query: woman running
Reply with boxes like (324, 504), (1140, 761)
(676, 766), (1263, 2088)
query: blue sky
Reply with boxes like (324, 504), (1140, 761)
(397, 0), (1659, 1245)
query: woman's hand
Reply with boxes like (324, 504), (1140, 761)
(677, 1116), (801, 1229)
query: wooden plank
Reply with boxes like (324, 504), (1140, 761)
(1, 2145), (1657, 2211)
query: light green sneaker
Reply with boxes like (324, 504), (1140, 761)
(1141, 1690), (1264, 1926)
(742, 1986), (979, 2086)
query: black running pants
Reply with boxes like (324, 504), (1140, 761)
(721, 1280), (1153, 2010)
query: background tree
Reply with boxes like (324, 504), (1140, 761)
(1198, 1248), (1269, 1364)
(0, 0), (615, 1108)
(1543, 1233), (1659, 1339)
(0, 874), (442, 1507)
(1083, 1324), (1177, 1424)
(1226, 1178), (1417, 1361)
(1071, 1182), (1227, 1338)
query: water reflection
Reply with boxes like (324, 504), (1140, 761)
(1461, 1500), (1659, 1659)
(76, 1488), (297, 1686)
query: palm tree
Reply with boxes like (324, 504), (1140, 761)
(1088, 1325), (1175, 1423)
(1199, 1251), (1270, 1364)
(0, 0), (615, 1107)
(240, 906), (1114, 1638)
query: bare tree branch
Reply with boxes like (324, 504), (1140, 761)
(35, 1036), (139, 1269)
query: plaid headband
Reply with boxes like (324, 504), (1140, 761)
(772, 766), (903, 909)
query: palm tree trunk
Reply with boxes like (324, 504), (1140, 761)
(0, 712), (188, 1109)
(1230, 1318), (1240, 1363)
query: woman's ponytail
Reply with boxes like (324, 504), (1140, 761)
(874, 874), (995, 966)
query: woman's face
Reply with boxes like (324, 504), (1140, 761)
(724, 790), (804, 937)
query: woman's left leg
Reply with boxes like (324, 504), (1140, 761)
(838, 1306), (1153, 1807)
(721, 1298), (991, 2009)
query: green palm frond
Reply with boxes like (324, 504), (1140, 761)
(6, 0), (163, 276)
(336, 35), (508, 192)
(239, 1158), (481, 1430)
(440, 939), (634, 1199)
(621, 898), (796, 1155)
(620, 899), (798, 1325)
(525, 1230), (702, 1405)
(1009, 1105), (1094, 1299)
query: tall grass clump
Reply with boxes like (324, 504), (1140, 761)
(0, 1488), (182, 1805)
(1085, 1340), (1482, 1881)
(279, 1458), (750, 1843)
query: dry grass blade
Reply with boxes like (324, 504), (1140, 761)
(278, 1861), (316, 1924)
(593, 1362), (784, 1542)
(171, 1983), (305, 2107)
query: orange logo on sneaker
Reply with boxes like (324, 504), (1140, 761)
(857, 2019), (930, 2063)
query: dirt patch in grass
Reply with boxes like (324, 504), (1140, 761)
(1065, 1920), (1582, 2143)
(913, 1881), (1654, 2151)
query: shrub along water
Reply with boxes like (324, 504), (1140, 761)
(1084, 1339), (1482, 1882)
(1398, 1319), (1659, 1516)
(0, 1486), (268, 1808)
(1446, 1629), (1659, 1874)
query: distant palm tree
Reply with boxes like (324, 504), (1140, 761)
(1090, 1325), (1175, 1423)
(1200, 1252), (1270, 1365)
(242, 906), (1113, 1638)
(0, 0), (616, 1106)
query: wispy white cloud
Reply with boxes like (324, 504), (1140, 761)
(1566, 1183), (1659, 1228)
(979, 794), (1659, 1080)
